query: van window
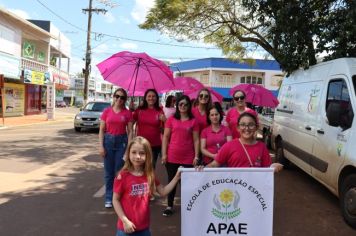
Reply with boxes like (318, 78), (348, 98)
(326, 79), (354, 130)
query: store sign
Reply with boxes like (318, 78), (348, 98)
(24, 69), (50, 85)
(47, 82), (55, 120)
(0, 53), (21, 79)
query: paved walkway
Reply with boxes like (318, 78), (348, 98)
(0, 108), (76, 129)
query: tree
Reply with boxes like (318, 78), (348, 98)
(140, 0), (355, 74)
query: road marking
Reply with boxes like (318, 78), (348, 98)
(93, 185), (105, 198)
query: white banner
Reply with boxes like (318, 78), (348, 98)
(181, 168), (274, 236)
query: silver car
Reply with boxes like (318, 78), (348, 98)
(74, 101), (111, 132)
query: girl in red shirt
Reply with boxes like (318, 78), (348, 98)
(200, 104), (232, 165)
(192, 88), (213, 133)
(207, 112), (283, 172)
(113, 136), (180, 236)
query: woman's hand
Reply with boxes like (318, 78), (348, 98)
(270, 163), (283, 173)
(193, 157), (199, 166)
(161, 154), (167, 165)
(122, 217), (136, 234)
(99, 146), (106, 158)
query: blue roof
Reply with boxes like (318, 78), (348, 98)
(170, 58), (281, 71)
(211, 87), (279, 99)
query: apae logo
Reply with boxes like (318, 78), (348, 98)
(212, 189), (241, 220)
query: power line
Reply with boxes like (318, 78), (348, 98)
(35, 0), (219, 50)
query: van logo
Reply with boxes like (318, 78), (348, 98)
(336, 143), (343, 157)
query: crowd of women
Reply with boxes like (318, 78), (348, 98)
(99, 87), (283, 236)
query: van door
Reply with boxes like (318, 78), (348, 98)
(312, 76), (354, 193)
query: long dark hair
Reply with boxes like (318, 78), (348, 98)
(165, 95), (175, 108)
(194, 88), (213, 112)
(207, 103), (224, 125)
(173, 95), (194, 120)
(139, 89), (160, 110)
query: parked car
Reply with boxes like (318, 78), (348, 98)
(74, 101), (111, 132)
(272, 57), (356, 228)
(56, 101), (67, 108)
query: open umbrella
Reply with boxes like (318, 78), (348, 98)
(173, 76), (205, 94)
(186, 87), (223, 103)
(97, 51), (175, 96)
(229, 84), (279, 108)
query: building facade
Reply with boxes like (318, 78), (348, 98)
(170, 58), (284, 99)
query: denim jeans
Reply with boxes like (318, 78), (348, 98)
(104, 133), (127, 203)
(116, 228), (151, 236)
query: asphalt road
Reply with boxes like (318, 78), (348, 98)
(0, 112), (355, 235)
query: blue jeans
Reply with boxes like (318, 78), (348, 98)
(116, 228), (151, 236)
(104, 133), (127, 203)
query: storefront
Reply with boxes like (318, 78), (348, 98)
(23, 68), (50, 115)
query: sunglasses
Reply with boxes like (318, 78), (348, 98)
(199, 94), (209, 99)
(113, 94), (126, 100)
(238, 123), (256, 130)
(234, 95), (245, 101)
(178, 102), (188, 107)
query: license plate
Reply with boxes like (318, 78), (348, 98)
(83, 122), (94, 126)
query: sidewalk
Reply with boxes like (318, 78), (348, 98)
(0, 109), (76, 129)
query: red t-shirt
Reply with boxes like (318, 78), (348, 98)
(133, 108), (163, 147)
(225, 107), (258, 139)
(215, 139), (271, 167)
(200, 125), (232, 164)
(192, 107), (208, 133)
(113, 171), (160, 231)
(165, 116), (199, 165)
(100, 107), (133, 135)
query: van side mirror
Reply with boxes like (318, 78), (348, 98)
(326, 102), (341, 127)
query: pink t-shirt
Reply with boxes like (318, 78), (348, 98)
(100, 107), (133, 135)
(165, 116), (199, 165)
(113, 171), (160, 231)
(133, 108), (163, 147)
(215, 139), (271, 167)
(225, 107), (258, 139)
(200, 125), (232, 165)
(192, 107), (208, 133)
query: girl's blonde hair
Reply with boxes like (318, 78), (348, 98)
(121, 136), (155, 196)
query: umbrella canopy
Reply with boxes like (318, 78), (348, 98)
(173, 77), (205, 94)
(186, 87), (223, 103)
(97, 51), (174, 96)
(229, 84), (279, 108)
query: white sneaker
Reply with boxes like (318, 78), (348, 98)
(105, 202), (113, 208)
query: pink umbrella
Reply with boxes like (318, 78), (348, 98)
(229, 84), (279, 108)
(97, 51), (175, 96)
(173, 77), (204, 94)
(186, 87), (223, 103)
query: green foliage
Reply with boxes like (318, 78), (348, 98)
(140, 0), (356, 74)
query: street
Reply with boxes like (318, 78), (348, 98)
(0, 110), (355, 235)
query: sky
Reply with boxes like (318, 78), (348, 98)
(0, 0), (224, 76)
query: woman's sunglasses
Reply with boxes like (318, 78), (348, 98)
(199, 94), (209, 99)
(113, 94), (126, 100)
(234, 95), (245, 101)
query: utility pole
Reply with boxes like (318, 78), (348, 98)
(82, 0), (107, 104)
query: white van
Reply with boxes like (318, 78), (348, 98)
(271, 58), (356, 228)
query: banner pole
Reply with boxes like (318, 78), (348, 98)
(0, 75), (5, 126)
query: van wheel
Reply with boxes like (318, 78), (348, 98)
(340, 174), (356, 229)
(74, 127), (81, 132)
(275, 142), (289, 167)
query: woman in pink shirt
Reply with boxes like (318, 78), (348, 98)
(206, 112), (283, 172)
(192, 88), (213, 133)
(200, 104), (232, 165)
(133, 89), (166, 169)
(161, 95), (200, 217)
(163, 95), (176, 119)
(99, 88), (133, 208)
(226, 90), (258, 139)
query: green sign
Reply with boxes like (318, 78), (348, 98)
(38, 51), (45, 62)
(23, 41), (35, 59)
